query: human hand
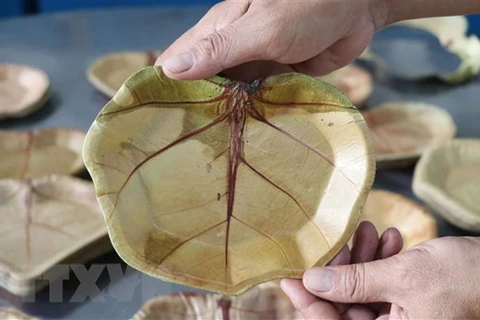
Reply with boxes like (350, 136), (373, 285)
(155, 0), (389, 81)
(286, 234), (480, 319)
(281, 221), (403, 319)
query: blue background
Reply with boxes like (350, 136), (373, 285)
(0, 1), (479, 35)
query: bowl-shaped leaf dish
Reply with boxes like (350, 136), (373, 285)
(87, 50), (163, 98)
(0, 64), (50, 120)
(362, 102), (456, 167)
(83, 67), (375, 295)
(0, 128), (86, 180)
(413, 139), (480, 232)
(360, 190), (437, 250)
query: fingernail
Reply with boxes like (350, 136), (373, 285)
(304, 268), (334, 292)
(163, 51), (194, 73)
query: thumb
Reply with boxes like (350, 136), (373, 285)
(161, 17), (266, 80)
(303, 258), (398, 304)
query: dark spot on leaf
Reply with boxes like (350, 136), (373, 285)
(328, 122), (334, 127)
(217, 193), (221, 201)
(206, 163), (213, 173)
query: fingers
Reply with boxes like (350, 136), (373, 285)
(282, 245), (351, 318)
(375, 228), (403, 260)
(377, 303), (392, 318)
(292, 28), (373, 76)
(342, 305), (376, 320)
(284, 223), (400, 318)
(329, 245), (351, 266)
(367, 228), (402, 314)
(161, 12), (275, 80)
(351, 221), (379, 264)
(280, 279), (340, 320)
(303, 257), (398, 304)
(156, 1), (253, 76)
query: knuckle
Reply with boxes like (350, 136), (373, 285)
(342, 264), (366, 299)
(264, 41), (289, 62)
(395, 246), (433, 294)
(196, 31), (230, 61)
(253, 15), (292, 61)
(205, 2), (225, 17)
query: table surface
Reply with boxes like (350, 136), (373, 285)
(1, 6), (480, 320)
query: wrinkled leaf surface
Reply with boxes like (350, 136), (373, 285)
(84, 67), (375, 295)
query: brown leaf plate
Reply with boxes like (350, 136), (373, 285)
(0, 128), (86, 180)
(87, 50), (163, 98)
(83, 67), (375, 295)
(0, 175), (109, 296)
(359, 189), (437, 250)
(413, 139), (480, 232)
(319, 64), (373, 107)
(0, 64), (50, 120)
(362, 102), (456, 167)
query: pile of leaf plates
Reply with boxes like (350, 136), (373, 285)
(0, 130), (111, 296)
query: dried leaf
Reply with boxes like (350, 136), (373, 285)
(413, 139), (480, 231)
(87, 50), (163, 98)
(0, 175), (108, 296)
(362, 102), (456, 167)
(0, 64), (50, 120)
(318, 65), (373, 106)
(131, 282), (301, 320)
(84, 67), (375, 295)
(0, 128), (86, 180)
(359, 190), (437, 250)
